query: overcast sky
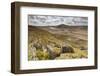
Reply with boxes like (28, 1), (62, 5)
(28, 15), (88, 26)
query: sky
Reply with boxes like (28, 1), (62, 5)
(28, 15), (88, 26)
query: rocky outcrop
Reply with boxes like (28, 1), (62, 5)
(46, 45), (57, 59)
(29, 42), (75, 60)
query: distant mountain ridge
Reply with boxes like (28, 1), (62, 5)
(29, 24), (87, 27)
(56, 24), (69, 28)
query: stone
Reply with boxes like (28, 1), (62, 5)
(61, 46), (74, 53)
(46, 45), (57, 59)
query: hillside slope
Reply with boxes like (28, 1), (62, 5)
(28, 25), (88, 61)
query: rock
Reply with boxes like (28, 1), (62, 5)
(29, 44), (38, 60)
(55, 52), (61, 57)
(34, 43), (42, 50)
(46, 45), (62, 59)
(32, 52), (38, 60)
(53, 47), (61, 57)
(46, 45), (57, 59)
(61, 46), (74, 53)
(42, 46), (47, 52)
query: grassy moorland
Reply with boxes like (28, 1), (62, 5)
(28, 25), (88, 61)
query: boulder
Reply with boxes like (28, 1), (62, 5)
(61, 46), (74, 53)
(46, 45), (55, 59)
(42, 46), (48, 52)
(34, 43), (42, 50)
(46, 45), (62, 59)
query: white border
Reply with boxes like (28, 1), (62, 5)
(20, 7), (95, 70)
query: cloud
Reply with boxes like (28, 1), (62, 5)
(28, 15), (88, 26)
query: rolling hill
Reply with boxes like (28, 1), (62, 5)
(28, 25), (88, 61)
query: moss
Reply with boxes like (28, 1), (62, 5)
(28, 50), (33, 60)
(53, 47), (61, 55)
(36, 50), (50, 60)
